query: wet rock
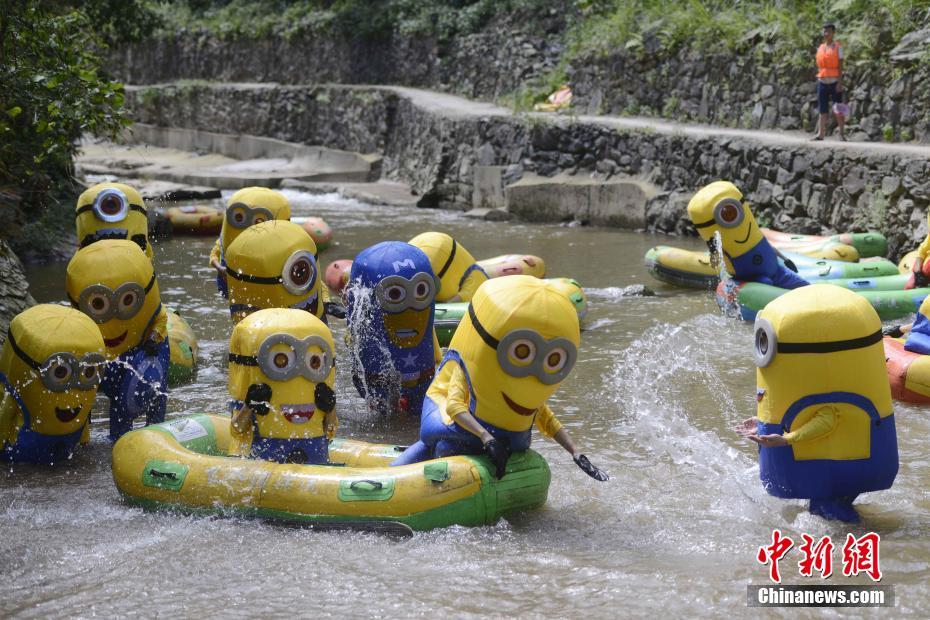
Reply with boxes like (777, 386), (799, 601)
(619, 284), (655, 297)
(0, 240), (36, 343)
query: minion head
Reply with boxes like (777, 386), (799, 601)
(452, 275), (580, 416)
(754, 285), (892, 424)
(0, 305), (105, 436)
(545, 277), (588, 322)
(65, 240), (162, 357)
(348, 241), (438, 350)
(75, 183), (151, 257)
(687, 181), (763, 257)
(225, 220), (321, 323)
(228, 308), (335, 438)
(221, 187), (291, 252)
(409, 232), (480, 302)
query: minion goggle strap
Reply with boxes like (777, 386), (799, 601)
(6, 330), (105, 392)
(753, 318), (883, 368)
(375, 273), (439, 313)
(693, 198), (745, 230)
(226, 250), (318, 296)
(436, 238), (458, 279)
(225, 203), (274, 229)
(71, 273), (157, 324)
(467, 304), (577, 385)
(229, 333), (334, 383)
(75, 188), (146, 223)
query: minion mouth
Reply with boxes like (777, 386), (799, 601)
(55, 406), (82, 423)
(291, 293), (319, 314)
(502, 392), (536, 416)
(281, 403), (316, 424)
(395, 328), (419, 339)
(104, 331), (127, 348)
(735, 221), (753, 244)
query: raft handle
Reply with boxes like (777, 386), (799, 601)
(350, 479), (383, 491)
(141, 459), (189, 492)
(149, 469), (179, 480)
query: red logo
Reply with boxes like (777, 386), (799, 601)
(757, 531), (882, 583)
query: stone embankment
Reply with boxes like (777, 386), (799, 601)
(127, 82), (930, 258)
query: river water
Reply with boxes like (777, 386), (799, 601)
(4, 190), (928, 617)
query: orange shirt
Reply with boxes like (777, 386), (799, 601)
(816, 43), (842, 79)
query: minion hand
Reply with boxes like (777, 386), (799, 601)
(324, 301), (347, 320)
(783, 258), (798, 273)
(246, 383), (272, 416)
(749, 434), (789, 448)
(142, 337), (160, 357)
(314, 383), (336, 413)
(483, 439), (509, 480)
(882, 325), (904, 338)
(573, 454), (608, 481)
(734, 416), (760, 437)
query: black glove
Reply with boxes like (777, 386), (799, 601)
(315, 383), (336, 413)
(245, 383), (272, 416)
(142, 337), (160, 357)
(483, 439), (509, 480)
(324, 301), (347, 320)
(915, 270), (929, 289)
(573, 454), (609, 481)
(882, 325), (904, 338)
(783, 258), (798, 273)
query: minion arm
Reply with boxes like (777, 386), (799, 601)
(432, 328), (442, 365)
(782, 406), (838, 445)
(209, 238), (225, 272)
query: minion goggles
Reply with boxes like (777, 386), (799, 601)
(6, 330), (105, 392)
(226, 250), (318, 296)
(72, 273), (157, 324)
(226, 203), (274, 229)
(467, 305), (577, 385)
(375, 273), (438, 313)
(753, 317), (883, 368)
(229, 334), (334, 383)
(693, 198), (745, 230)
(75, 188), (146, 223)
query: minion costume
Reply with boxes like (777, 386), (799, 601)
(227, 308), (337, 464)
(908, 228), (930, 289)
(75, 182), (152, 259)
(904, 295), (930, 354)
(224, 220), (325, 325)
(752, 285), (898, 522)
(66, 240), (169, 441)
(392, 276), (579, 466)
(346, 241), (441, 415)
(209, 187), (291, 298)
(0, 305), (105, 464)
(409, 232), (489, 302)
(688, 181), (808, 289)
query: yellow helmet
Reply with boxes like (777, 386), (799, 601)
(225, 220), (322, 323)
(409, 232), (481, 302)
(687, 181), (764, 259)
(65, 240), (163, 357)
(0, 305), (105, 439)
(449, 276), (580, 430)
(221, 187), (291, 253)
(228, 308), (335, 439)
(75, 182), (151, 258)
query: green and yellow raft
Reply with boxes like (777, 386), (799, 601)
(112, 414), (551, 532)
(166, 310), (198, 387)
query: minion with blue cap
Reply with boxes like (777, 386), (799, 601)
(209, 187), (291, 298)
(0, 305), (105, 464)
(687, 181), (808, 289)
(75, 182), (152, 259)
(346, 241), (441, 415)
(392, 276), (607, 482)
(737, 285), (898, 522)
(66, 240), (169, 441)
(409, 232), (489, 302)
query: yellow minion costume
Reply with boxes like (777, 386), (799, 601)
(224, 220), (325, 325)
(75, 182), (152, 259)
(210, 187), (291, 297)
(0, 305), (105, 464)
(227, 308), (337, 464)
(66, 240), (169, 440)
(753, 285), (897, 522)
(687, 181), (808, 289)
(409, 232), (489, 302)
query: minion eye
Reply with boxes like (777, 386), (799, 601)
(306, 352), (324, 371)
(386, 285), (405, 302)
(713, 198), (745, 229)
(48, 358), (72, 385)
(88, 294), (110, 316)
(99, 194), (124, 216)
(82, 365), (98, 381)
(227, 204), (250, 228)
(414, 281), (430, 300)
(273, 352), (291, 369)
(508, 339), (536, 365)
(119, 291), (137, 309)
(753, 318), (777, 367)
(282, 251), (317, 295)
(544, 348), (567, 373)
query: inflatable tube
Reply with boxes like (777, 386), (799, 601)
(292, 216), (333, 251)
(899, 250), (919, 274)
(166, 310), (198, 387)
(883, 337), (930, 404)
(762, 228), (887, 258)
(645, 245), (899, 290)
(324, 259), (353, 296)
(111, 414), (551, 532)
(165, 206), (224, 236)
(476, 255), (546, 279)
(716, 279), (930, 321)
(542, 278), (588, 321)
(434, 302), (467, 347)
(761, 229), (860, 262)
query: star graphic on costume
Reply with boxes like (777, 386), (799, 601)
(401, 352), (418, 368)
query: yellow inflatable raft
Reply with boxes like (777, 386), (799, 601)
(165, 205), (224, 235)
(112, 414), (551, 532)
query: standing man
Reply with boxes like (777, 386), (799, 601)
(812, 22), (845, 141)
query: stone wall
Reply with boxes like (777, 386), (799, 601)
(126, 82), (930, 258)
(0, 239), (36, 343)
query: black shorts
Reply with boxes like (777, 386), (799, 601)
(817, 81), (841, 114)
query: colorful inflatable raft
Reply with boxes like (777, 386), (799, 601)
(112, 414), (550, 531)
(476, 254), (546, 279)
(645, 245), (899, 289)
(165, 206), (224, 235)
(292, 216), (333, 251)
(166, 310), (198, 387)
(762, 229), (887, 259)
(883, 337), (930, 404)
(716, 280), (930, 321)
(899, 250), (919, 274)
